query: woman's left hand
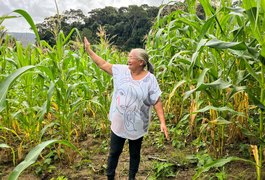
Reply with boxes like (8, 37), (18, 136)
(160, 123), (169, 140)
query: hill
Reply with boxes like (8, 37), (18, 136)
(8, 32), (36, 46)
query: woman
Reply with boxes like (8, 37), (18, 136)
(84, 37), (169, 180)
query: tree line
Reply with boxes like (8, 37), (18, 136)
(36, 4), (161, 51)
(35, 2), (210, 51)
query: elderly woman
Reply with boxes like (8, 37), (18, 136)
(84, 37), (169, 180)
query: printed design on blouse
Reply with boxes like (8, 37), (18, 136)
(111, 65), (161, 137)
(115, 78), (144, 131)
(140, 76), (154, 131)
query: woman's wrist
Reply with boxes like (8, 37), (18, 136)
(160, 120), (166, 126)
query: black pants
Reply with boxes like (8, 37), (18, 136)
(106, 131), (143, 179)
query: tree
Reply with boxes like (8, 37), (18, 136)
(37, 9), (85, 46)
(37, 5), (159, 51)
(61, 9), (85, 33)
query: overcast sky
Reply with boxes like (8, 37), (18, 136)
(1, 0), (172, 33)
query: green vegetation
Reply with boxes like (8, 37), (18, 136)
(36, 5), (161, 51)
(0, 0), (265, 179)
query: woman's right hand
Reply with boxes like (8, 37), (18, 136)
(84, 37), (91, 51)
(83, 36), (113, 75)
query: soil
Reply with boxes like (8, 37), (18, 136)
(0, 131), (261, 180)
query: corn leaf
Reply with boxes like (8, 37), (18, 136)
(184, 78), (232, 100)
(195, 105), (242, 115)
(192, 156), (255, 179)
(0, 65), (35, 112)
(205, 39), (247, 50)
(13, 9), (40, 43)
(8, 139), (78, 180)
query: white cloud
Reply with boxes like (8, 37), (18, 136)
(0, 0), (172, 32)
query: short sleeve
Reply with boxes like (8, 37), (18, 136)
(147, 74), (162, 105)
(112, 64), (128, 77)
(112, 64), (129, 87)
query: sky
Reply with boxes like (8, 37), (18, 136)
(0, 0), (172, 33)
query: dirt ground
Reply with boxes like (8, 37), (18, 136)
(0, 132), (260, 180)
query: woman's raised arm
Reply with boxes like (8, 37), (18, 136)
(84, 37), (113, 75)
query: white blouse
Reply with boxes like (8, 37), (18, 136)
(109, 64), (161, 140)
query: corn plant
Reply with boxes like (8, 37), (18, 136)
(0, 9), (128, 171)
(241, 1), (265, 178)
(147, 0), (264, 179)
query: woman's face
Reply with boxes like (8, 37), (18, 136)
(127, 50), (144, 71)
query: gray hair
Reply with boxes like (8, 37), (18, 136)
(133, 48), (154, 74)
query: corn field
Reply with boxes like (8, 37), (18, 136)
(1, 0), (265, 179)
